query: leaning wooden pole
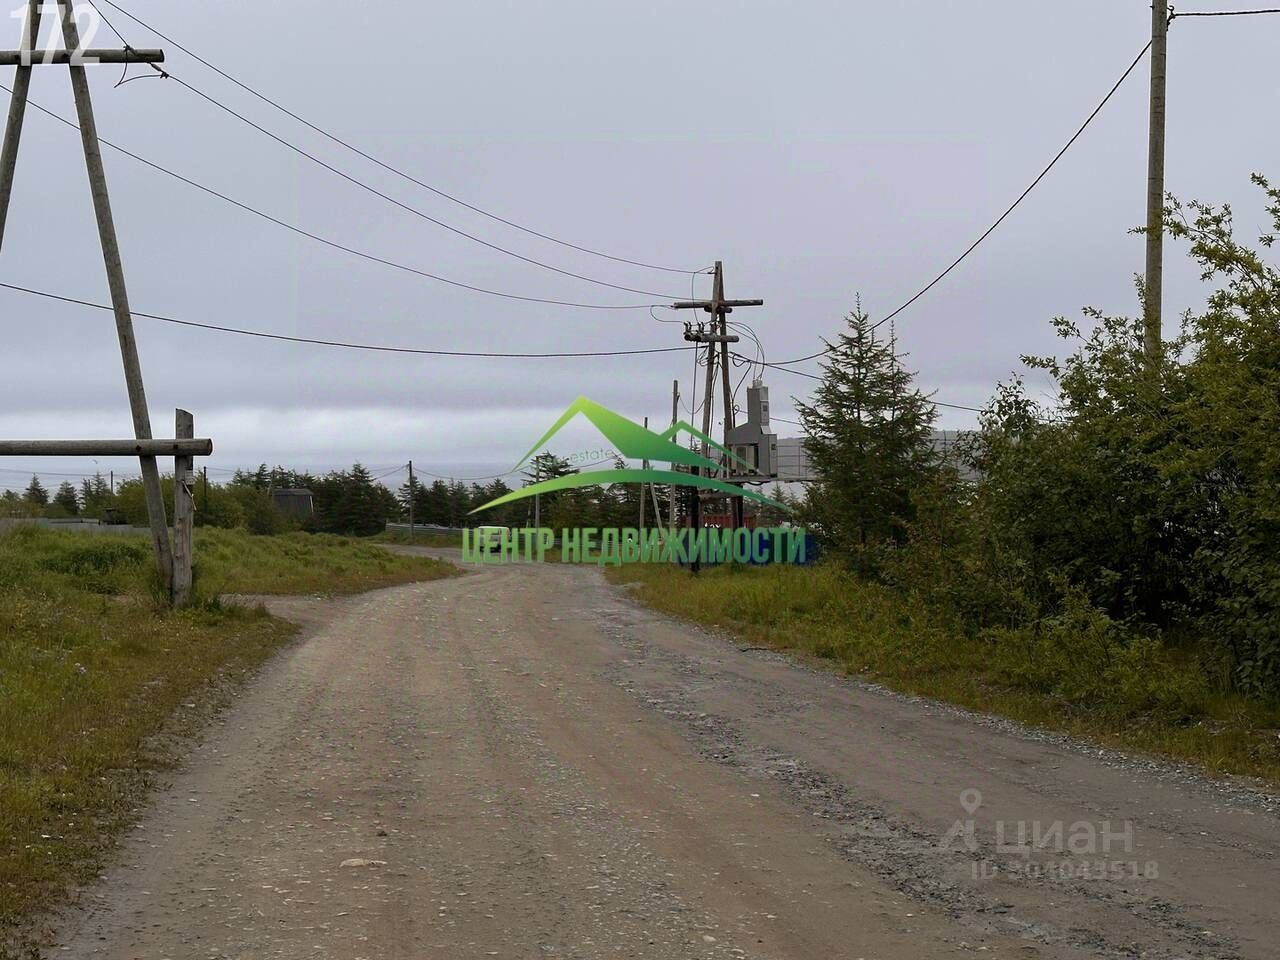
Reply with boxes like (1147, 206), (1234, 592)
(0, 0), (41, 248)
(56, 0), (174, 598)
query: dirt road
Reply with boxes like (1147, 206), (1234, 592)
(49, 558), (1278, 959)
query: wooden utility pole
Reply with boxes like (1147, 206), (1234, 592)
(673, 262), (763, 459)
(0, 0), (39, 247)
(407, 460), (416, 542)
(0, 2), (175, 594)
(639, 417), (648, 532)
(668, 379), (679, 531)
(173, 409), (195, 606)
(673, 261), (763, 568)
(1143, 3), (1171, 372)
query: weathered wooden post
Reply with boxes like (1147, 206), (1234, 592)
(0, 4), (173, 595)
(173, 409), (195, 606)
(0, 431), (212, 605)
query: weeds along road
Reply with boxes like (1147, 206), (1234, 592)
(50, 555), (1278, 959)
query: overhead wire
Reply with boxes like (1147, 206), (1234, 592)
(1171, 8), (1280, 17)
(745, 356), (988, 414)
(85, 1), (687, 301)
(93, 0), (706, 277)
(0, 281), (697, 358)
(0, 81), (666, 312)
(159, 70), (688, 300)
(767, 38), (1156, 368)
(410, 457), (615, 484)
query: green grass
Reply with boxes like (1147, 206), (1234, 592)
(0, 526), (458, 955)
(195, 528), (459, 595)
(370, 528), (463, 549)
(606, 563), (1280, 785)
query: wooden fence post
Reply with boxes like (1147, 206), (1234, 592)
(173, 409), (195, 606)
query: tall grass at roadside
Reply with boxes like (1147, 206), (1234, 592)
(607, 563), (1280, 783)
(370, 529), (463, 549)
(195, 528), (458, 595)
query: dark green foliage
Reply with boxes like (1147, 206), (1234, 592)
(796, 303), (941, 575)
(884, 175), (1280, 699)
(51, 482), (80, 517)
(23, 476), (47, 507)
(309, 464), (399, 537)
(78, 472), (112, 519)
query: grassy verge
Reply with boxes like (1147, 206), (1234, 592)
(0, 527), (456, 954)
(196, 528), (459, 595)
(370, 529), (463, 549)
(606, 563), (1280, 785)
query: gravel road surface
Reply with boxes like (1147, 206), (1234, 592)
(48, 558), (1279, 959)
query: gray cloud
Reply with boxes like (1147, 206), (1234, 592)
(2, 0), (1275, 489)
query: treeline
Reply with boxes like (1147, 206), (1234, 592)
(2, 453), (661, 539)
(3, 465), (407, 536)
(798, 176), (1280, 700)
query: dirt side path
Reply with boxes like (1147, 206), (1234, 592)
(48, 563), (1277, 959)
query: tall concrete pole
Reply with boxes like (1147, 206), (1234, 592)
(1143, 3), (1170, 372)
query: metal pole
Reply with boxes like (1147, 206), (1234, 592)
(57, 0), (174, 598)
(0, 0), (41, 250)
(1143, 2), (1169, 372)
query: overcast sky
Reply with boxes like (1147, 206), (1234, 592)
(1, 0), (1277, 492)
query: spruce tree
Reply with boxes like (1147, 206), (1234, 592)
(797, 303), (939, 573)
(24, 475), (48, 506)
(53, 481), (80, 516)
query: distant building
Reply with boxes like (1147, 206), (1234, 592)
(723, 382), (778, 481)
(775, 436), (811, 482)
(271, 488), (315, 519)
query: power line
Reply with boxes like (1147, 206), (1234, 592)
(768, 39), (1154, 367)
(0, 465), (111, 478)
(93, 0), (705, 277)
(85, 4), (684, 301)
(1171, 8), (1280, 17)
(0, 280), (697, 359)
(159, 69), (686, 300)
(743, 356), (987, 413)
(406, 457), (616, 484)
(0, 81), (666, 312)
